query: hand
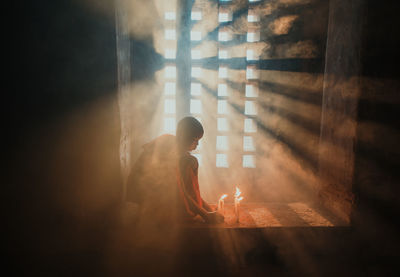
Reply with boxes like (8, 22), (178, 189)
(205, 211), (224, 224)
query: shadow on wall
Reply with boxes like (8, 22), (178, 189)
(130, 38), (164, 81)
(351, 0), (400, 258)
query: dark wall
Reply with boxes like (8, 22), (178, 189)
(352, 0), (400, 260)
(318, 1), (400, 265)
(318, 0), (363, 222)
(7, 0), (122, 274)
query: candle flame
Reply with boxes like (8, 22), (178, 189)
(237, 196), (243, 202)
(234, 187), (241, 198)
(219, 194), (228, 201)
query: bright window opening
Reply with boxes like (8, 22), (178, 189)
(216, 154), (229, 168)
(218, 100), (228, 114)
(218, 83), (228, 96)
(246, 66), (259, 79)
(164, 82), (176, 95)
(246, 49), (258, 61)
(191, 50), (202, 59)
(191, 67), (202, 78)
(247, 30), (260, 42)
(191, 31), (202, 41)
(218, 31), (230, 41)
(165, 66), (177, 78)
(165, 29), (176, 40)
(245, 84), (258, 97)
(164, 117), (176, 133)
(190, 99), (202, 114)
(191, 83), (202, 96)
(248, 10), (259, 22)
(165, 12), (176, 20)
(244, 118), (257, 133)
(217, 118), (229, 132)
(243, 136), (255, 151)
(165, 48), (176, 59)
(245, 101), (257, 115)
(219, 66), (228, 78)
(164, 99), (176, 114)
(216, 136), (229, 151)
(191, 11), (202, 20)
(219, 12), (232, 22)
(218, 49), (229, 59)
(243, 155), (256, 168)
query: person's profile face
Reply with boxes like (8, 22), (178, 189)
(188, 137), (201, 151)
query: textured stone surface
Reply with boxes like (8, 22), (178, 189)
(318, 0), (364, 222)
(183, 202), (345, 228)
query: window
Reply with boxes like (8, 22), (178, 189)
(247, 30), (260, 42)
(218, 83), (228, 96)
(244, 118), (257, 133)
(191, 11), (202, 20)
(245, 101), (257, 115)
(248, 10), (259, 22)
(164, 82), (176, 95)
(218, 100), (228, 114)
(191, 66), (202, 78)
(165, 66), (177, 78)
(190, 31), (202, 41)
(217, 118), (229, 132)
(160, 1), (261, 169)
(218, 66), (228, 78)
(245, 84), (258, 97)
(191, 50), (202, 59)
(218, 49), (229, 59)
(190, 99), (202, 114)
(165, 29), (176, 40)
(218, 30), (231, 41)
(164, 99), (176, 114)
(165, 48), (176, 59)
(191, 83), (202, 96)
(219, 11), (232, 22)
(243, 155), (256, 168)
(243, 136), (255, 151)
(164, 117), (176, 133)
(246, 66), (259, 79)
(165, 12), (176, 20)
(216, 136), (229, 150)
(216, 154), (229, 168)
(246, 49), (258, 61)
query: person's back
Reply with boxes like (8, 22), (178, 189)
(127, 117), (224, 225)
(127, 134), (180, 225)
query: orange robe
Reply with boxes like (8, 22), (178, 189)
(126, 134), (203, 221)
(177, 152), (203, 217)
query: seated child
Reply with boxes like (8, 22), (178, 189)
(127, 116), (224, 224)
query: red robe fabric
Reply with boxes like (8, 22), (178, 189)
(126, 134), (202, 221)
(177, 152), (203, 217)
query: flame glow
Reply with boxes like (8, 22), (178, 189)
(219, 194), (228, 201)
(234, 187), (242, 198)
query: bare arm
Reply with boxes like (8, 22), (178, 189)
(180, 185), (223, 223)
(180, 155), (223, 222)
(202, 200), (213, 212)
